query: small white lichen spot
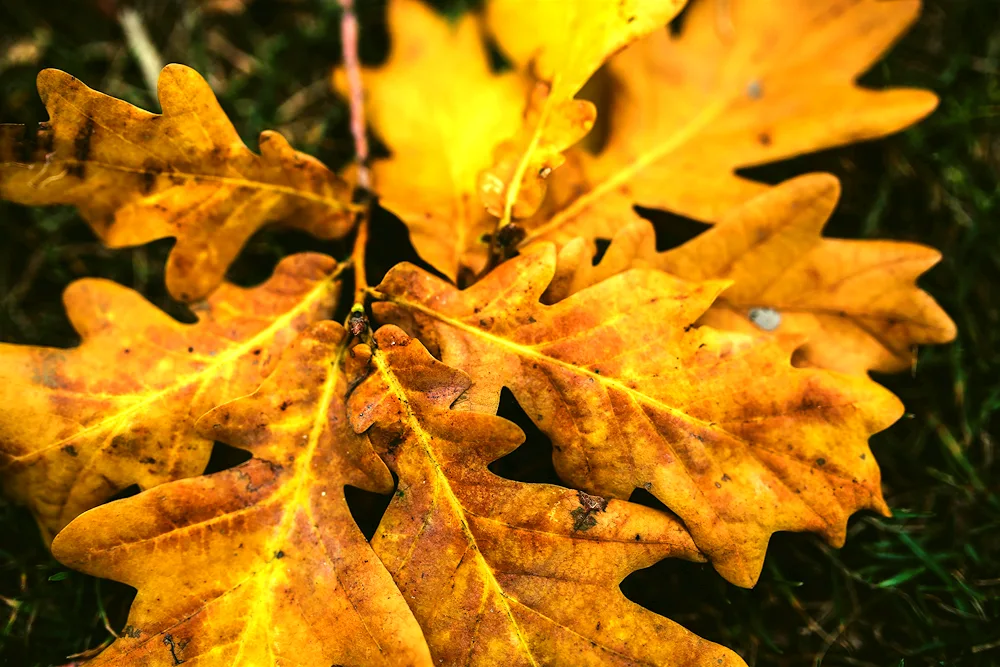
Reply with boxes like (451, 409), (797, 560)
(749, 307), (782, 332)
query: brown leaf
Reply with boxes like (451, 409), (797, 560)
(52, 322), (433, 666)
(0, 253), (339, 541)
(348, 324), (745, 665)
(547, 173), (957, 375)
(480, 0), (687, 223)
(517, 0), (938, 250)
(0, 65), (354, 301)
(373, 246), (903, 586)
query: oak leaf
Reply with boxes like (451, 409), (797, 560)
(547, 173), (957, 375)
(373, 246), (903, 586)
(480, 0), (687, 222)
(0, 64), (354, 302)
(348, 324), (745, 666)
(517, 0), (938, 251)
(336, 0), (528, 281)
(52, 322), (433, 666)
(0, 253), (339, 541)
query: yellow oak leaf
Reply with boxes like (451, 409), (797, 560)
(548, 173), (957, 375)
(52, 322), (433, 666)
(348, 324), (745, 666)
(337, 0), (529, 281)
(372, 246), (903, 587)
(0, 64), (354, 302)
(480, 0), (687, 224)
(518, 0), (938, 251)
(0, 253), (339, 542)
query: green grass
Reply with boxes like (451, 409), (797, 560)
(1, 1), (998, 665)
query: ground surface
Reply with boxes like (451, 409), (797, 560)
(0, 1), (998, 665)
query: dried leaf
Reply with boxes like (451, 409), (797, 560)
(480, 0), (687, 222)
(518, 0), (938, 250)
(336, 0), (528, 280)
(548, 173), (957, 375)
(373, 246), (903, 586)
(0, 253), (339, 541)
(0, 64), (354, 301)
(52, 322), (433, 666)
(348, 324), (745, 665)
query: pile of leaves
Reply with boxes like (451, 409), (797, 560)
(0, 0), (961, 664)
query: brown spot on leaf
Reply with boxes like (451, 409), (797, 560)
(571, 490), (608, 531)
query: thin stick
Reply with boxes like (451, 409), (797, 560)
(339, 0), (372, 305)
(339, 0), (370, 191)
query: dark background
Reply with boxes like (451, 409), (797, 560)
(0, 0), (998, 665)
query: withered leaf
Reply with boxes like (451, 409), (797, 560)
(348, 325), (745, 666)
(548, 173), (957, 375)
(517, 0), (938, 250)
(480, 0), (687, 222)
(0, 253), (339, 541)
(53, 322), (433, 666)
(336, 0), (528, 280)
(373, 246), (903, 587)
(0, 64), (354, 301)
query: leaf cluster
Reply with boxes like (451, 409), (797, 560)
(0, 1), (962, 665)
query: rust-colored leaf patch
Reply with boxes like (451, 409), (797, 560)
(373, 246), (903, 586)
(0, 253), (339, 541)
(348, 325), (745, 665)
(53, 322), (432, 666)
(547, 174), (957, 375)
(0, 65), (354, 301)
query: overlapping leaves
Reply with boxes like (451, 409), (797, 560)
(0, 0), (959, 664)
(548, 174), (957, 375)
(373, 246), (903, 586)
(0, 254), (339, 541)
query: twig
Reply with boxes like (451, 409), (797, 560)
(338, 0), (372, 308)
(338, 0), (370, 191)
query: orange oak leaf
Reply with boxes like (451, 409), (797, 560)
(0, 253), (340, 542)
(517, 0), (938, 251)
(547, 173), (957, 375)
(348, 324), (745, 666)
(336, 0), (529, 281)
(0, 64), (354, 301)
(52, 322), (433, 666)
(480, 0), (687, 223)
(372, 246), (904, 587)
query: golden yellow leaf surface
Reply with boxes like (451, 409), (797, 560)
(348, 324), (745, 666)
(548, 173), (957, 375)
(518, 0), (938, 250)
(373, 246), (903, 587)
(0, 253), (339, 542)
(480, 0), (687, 223)
(0, 64), (354, 301)
(53, 322), (433, 666)
(338, 0), (528, 280)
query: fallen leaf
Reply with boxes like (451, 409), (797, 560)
(373, 246), (903, 586)
(481, 0), (687, 223)
(0, 64), (354, 302)
(338, 0), (528, 280)
(52, 322), (433, 666)
(0, 253), (339, 541)
(518, 0), (938, 250)
(548, 173), (957, 375)
(348, 324), (745, 665)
